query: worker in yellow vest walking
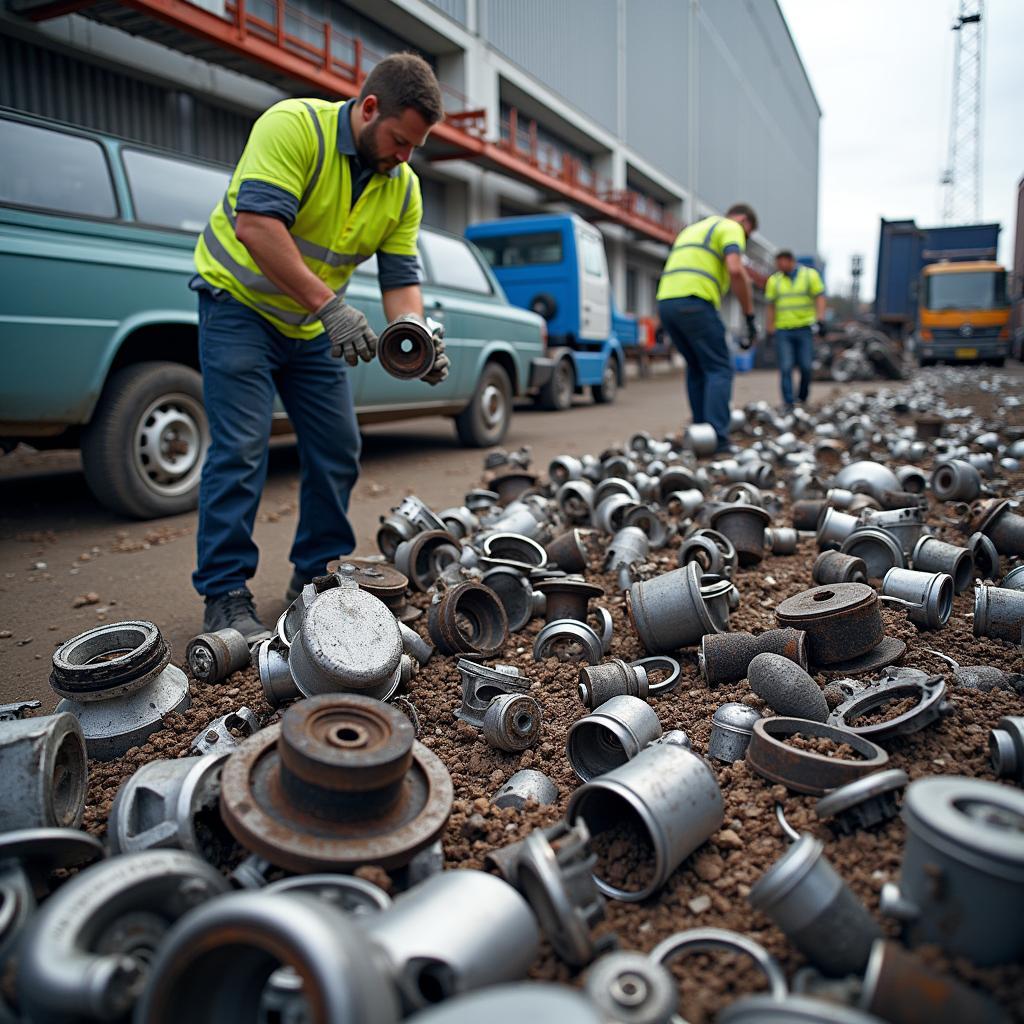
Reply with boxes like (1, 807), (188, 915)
(657, 204), (758, 453)
(765, 250), (826, 410)
(190, 54), (448, 641)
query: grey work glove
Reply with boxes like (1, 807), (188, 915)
(317, 296), (378, 367)
(423, 316), (450, 386)
(738, 314), (757, 351)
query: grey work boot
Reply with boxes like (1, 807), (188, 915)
(203, 588), (271, 644)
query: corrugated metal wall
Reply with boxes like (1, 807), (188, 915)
(422, 0), (468, 26)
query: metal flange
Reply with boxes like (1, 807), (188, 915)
(428, 580), (509, 657)
(775, 583), (883, 667)
(534, 576), (605, 624)
(828, 673), (951, 740)
(189, 706), (260, 756)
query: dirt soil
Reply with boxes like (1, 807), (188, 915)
(45, 371), (1024, 1020)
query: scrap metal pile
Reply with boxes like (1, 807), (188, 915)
(2, 377), (1023, 1023)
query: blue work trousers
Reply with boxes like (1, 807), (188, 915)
(657, 297), (734, 449)
(192, 291), (361, 597)
(775, 326), (814, 406)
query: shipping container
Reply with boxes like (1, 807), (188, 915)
(1013, 176), (1024, 358)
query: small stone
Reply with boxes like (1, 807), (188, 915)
(688, 894), (712, 914)
(15, 638), (33, 647)
(461, 813), (488, 839)
(72, 592), (100, 608)
(32, 562), (47, 570)
(715, 828), (743, 850)
(694, 853), (723, 882)
(0, 630), (11, 639)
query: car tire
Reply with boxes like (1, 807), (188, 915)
(454, 361), (513, 448)
(529, 293), (558, 321)
(537, 358), (574, 411)
(592, 359), (619, 404)
(81, 361), (209, 519)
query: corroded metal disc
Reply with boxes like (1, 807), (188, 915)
(776, 583), (882, 666)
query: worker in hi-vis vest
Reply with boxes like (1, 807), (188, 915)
(765, 249), (826, 410)
(657, 203), (758, 454)
(190, 53), (448, 643)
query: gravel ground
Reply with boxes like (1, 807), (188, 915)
(71, 368), (1024, 1022)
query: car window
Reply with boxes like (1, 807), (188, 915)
(122, 149), (230, 232)
(474, 231), (563, 267)
(421, 233), (492, 294)
(0, 118), (117, 219)
(580, 231), (608, 278)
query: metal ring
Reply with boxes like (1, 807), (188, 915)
(631, 656), (682, 695)
(533, 619), (604, 664)
(590, 607), (614, 654)
(775, 803), (801, 844)
(650, 927), (788, 1003)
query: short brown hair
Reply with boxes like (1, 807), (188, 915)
(776, 249), (794, 261)
(727, 203), (759, 233)
(359, 53), (444, 125)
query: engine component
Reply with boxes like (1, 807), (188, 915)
(398, 621), (434, 667)
(626, 562), (722, 654)
(708, 702), (761, 764)
(545, 528), (589, 573)
(910, 535), (973, 593)
(455, 660), (530, 729)
(699, 628), (808, 687)
(990, 716), (1024, 783)
(189, 706), (259, 756)
(930, 458), (982, 502)
(395, 530), (461, 592)
(880, 776), (1024, 965)
(775, 583), (885, 669)
(968, 531), (1000, 580)
(364, 869), (539, 1012)
(746, 717), (889, 796)
(534, 576), (605, 624)
(720, 994), (887, 1023)
(17, 849), (229, 1023)
(186, 627), (251, 684)
(533, 618), (605, 664)
(428, 581), (509, 657)
(880, 568), (953, 630)
(622, 504), (670, 550)
(748, 653), (830, 723)
(256, 636), (299, 707)
(812, 549), (868, 585)
(377, 495), (447, 559)
(439, 505), (479, 540)
(492, 769), (558, 810)
(220, 695), (453, 872)
(749, 833), (882, 977)
(828, 671), (950, 740)
(378, 313), (438, 379)
(683, 423), (717, 456)
(578, 659), (649, 709)
(482, 693), (543, 751)
(566, 695), (663, 782)
(840, 527), (906, 580)
(0, 712), (87, 830)
(108, 753), (229, 857)
(567, 740), (724, 902)
(0, 827), (104, 898)
(973, 583), (1024, 642)
(50, 621), (191, 761)
(708, 503), (770, 566)
(549, 454), (584, 484)
(665, 487), (705, 519)
(816, 508), (860, 550)
(767, 526), (798, 555)
(584, 951), (677, 1024)
(815, 768), (909, 833)
(961, 497), (1024, 556)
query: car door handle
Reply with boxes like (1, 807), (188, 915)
(431, 300), (445, 311)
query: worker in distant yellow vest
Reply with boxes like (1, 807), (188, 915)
(765, 250), (826, 410)
(657, 203), (758, 453)
(190, 53), (448, 643)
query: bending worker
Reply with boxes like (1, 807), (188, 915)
(657, 204), (758, 454)
(765, 249), (826, 410)
(191, 53), (448, 642)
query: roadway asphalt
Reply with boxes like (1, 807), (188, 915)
(0, 365), (875, 706)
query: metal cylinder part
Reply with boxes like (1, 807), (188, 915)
(557, 480), (596, 524)
(186, 628), (251, 685)
(792, 499), (826, 532)
(428, 581), (509, 657)
(683, 423), (718, 456)
(481, 566), (536, 632)
(775, 583), (883, 667)
(1002, 564), (1024, 592)
(584, 951), (678, 1024)
(708, 703), (761, 764)
(816, 508), (860, 551)
(492, 769), (559, 810)
(812, 549), (868, 585)
(0, 713), (87, 830)
(395, 531), (461, 592)
(594, 492), (635, 535)
(481, 532), (547, 570)
(455, 660), (530, 729)
(364, 870), (539, 1012)
(930, 459), (982, 502)
(895, 465), (928, 493)
(858, 507), (926, 558)
(973, 583), (1024, 642)
(767, 527), (798, 555)
(438, 506), (478, 540)
(834, 461), (900, 499)
(533, 618), (604, 664)
(840, 528), (906, 580)
(49, 620), (169, 700)
(626, 562), (721, 654)
(968, 531), (1000, 580)
(698, 628), (808, 686)
(578, 660), (649, 709)
(257, 637), (299, 707)
(911, 535), (973, 593)
(545, 529), (589, 573)
(990, 716), (1024, 783)
(534, 577), (604, 624)
(482, 693), (543, 752)
(709, 503), (770, 566)
(567, 741), (724, 902)
(566, 695), (662, 782)
(749, 834), (883, 977)
(549, 455), (583, 485)
(605, 526), (651, 575)
(880, 567), (953, 630)
(666, 487), (705, 519)
(378, 313), (437, 380)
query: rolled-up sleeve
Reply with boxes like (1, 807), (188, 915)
(377, 171), (423, 293)
(235, 180), (299, 227)
(378, 251), (423, 290)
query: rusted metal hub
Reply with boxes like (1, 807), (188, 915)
(378, 314), (437, 380)
(427, 580), (508, 657)
(709, 504), (770, 567)
(775, 583), (883, 667)
(329, 558), (410, 609)
(534, 577), (604, 624)
(220, 695), (453, 872)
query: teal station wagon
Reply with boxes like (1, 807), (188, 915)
(0, 109), (549, 519)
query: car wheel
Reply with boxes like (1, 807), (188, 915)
(592, 360), (619, 404)
(454, 361), (513, 448)
(81, 361), (209, 519)
(537, 358), (574, 411)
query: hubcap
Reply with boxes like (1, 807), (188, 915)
(133, 393), (208, 498)
(481, 384), (505, 430)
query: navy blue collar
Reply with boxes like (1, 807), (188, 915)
(338, 99), (400, 179)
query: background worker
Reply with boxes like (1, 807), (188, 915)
(765, 250), (826, 410)
(656, 204), (759, 454)
(190, 53), (448, 642)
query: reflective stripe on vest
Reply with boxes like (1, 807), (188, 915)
(657, 216), (736, 307)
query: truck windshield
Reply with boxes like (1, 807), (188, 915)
(924, 270), (1008, 311)
(474, 231), (563, 268)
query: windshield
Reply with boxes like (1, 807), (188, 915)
(473, 231), (563, 268)
(923, 270), (1008, 311)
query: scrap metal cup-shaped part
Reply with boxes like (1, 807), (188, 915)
(989, 716), (1024, 783)
(186, 628), (251, 685)
(566, 695), (662, 782)
(378, 314), (437, 380)
(545, 529), (589, 574)
(0, 712), (87, 829)
(567, 741), (724, 902)
(549, 455), (584, 485)
(481, 532), (548, 570)
(708, 703), (761, 764)
(481, 567), (536, 632)
(288, 587), (403, 700)
(812, 550), (868, 585)
(535, 578), (605, 625)
(557, 480), (596, 524)
(766, 527), (798, 555)
(683, 423), (718, 456)
(482, 694), (543, 752)
(377, 512), (419, 560)
(492, 769), (559, 810)
(880, 568), (953, 631)
(911, 536), (973, 594)
(698, 628), (808, 687)
(395, 531), (461, 592)
(606, 526), (652, 572)
(816, 508), (860, 551)
(1002, 565), (1024, 592)
(363, 869), (540, 1012)
(985, 505), (1024, 556)
(968, 532), (1000, 580)
(749, 834), (882, 977)
(627, 562), (721, 654)
(666, 488), (705, 519)
(709, 504), (770, 567)
(833, 461), (900, 500)
(578, 660), (649, 709)
(257, 638), (300, 707)
(792, 499), (826, 532)
(896, 465), (928, 494)
(859, 507), (925, 558)
(884, 776), (1024, 965)
(931, 459), (982, 502)
(973, 584), (1024, 642)
(428, 581), (509, 658)
(840, 528), (906, 581)
(594, 493), (635, 535)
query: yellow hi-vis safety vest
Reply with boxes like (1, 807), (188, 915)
(656, 215), (746, 309)
(194, 98), (421, 340)
(765, 265), (825, 330)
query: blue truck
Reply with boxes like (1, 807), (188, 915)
(466, 214), (634, 409)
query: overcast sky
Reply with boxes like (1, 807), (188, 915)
(778, 0), (1022, 299)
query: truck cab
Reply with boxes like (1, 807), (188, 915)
(916, 261), (1011, 366)
(466, 213), (631, 409)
